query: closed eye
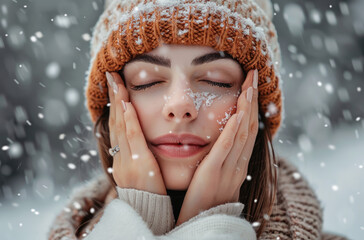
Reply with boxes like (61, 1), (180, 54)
(202, 80), (232, 88)
(130, 81), (163, 91)
(130, 80), (232, 91)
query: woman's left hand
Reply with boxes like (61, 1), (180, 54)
(176, 69), (259, 226)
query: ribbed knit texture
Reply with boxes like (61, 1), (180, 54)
(116, 187), (175, 235)
(82, 198), (256, 240)
(85, 0), (284, 138)
(46, 157), (349, 240)
(259, 159), (323, 239)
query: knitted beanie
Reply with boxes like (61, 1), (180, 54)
(85, 0), (284, 138)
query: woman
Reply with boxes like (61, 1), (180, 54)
(48, 0), (348, 239)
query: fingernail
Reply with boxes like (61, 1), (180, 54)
(112, 82), (118, 94)
(253, 69), (258, 89)
(247, 87), (253, 103)
(106, 72), (119, 93)
(122, 100), (127, 112)
(237, 110), (244, 124)
(106, 71), (114, 87)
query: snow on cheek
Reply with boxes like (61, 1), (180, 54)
(213, 91), (240, 132)
(216, 106), (237, 132)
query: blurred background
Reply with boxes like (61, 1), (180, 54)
(0, 0), (363, 239)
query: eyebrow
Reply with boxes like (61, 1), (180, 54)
(126, 51), (235, 68)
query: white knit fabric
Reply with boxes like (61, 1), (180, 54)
(116, 187), (175, 235)
(84, 188), (256, 240)
(116, 187), (248, 236)
(104, 0), (274, 20)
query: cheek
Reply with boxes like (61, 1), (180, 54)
(203, 94), (239, 132)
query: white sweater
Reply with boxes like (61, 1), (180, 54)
(84, 187), (257, 240)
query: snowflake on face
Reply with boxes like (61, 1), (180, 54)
(216, 106), (236, 132)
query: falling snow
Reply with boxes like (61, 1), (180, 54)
(0, 1), (363, 239)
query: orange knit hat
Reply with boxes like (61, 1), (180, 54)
(85, 0), (284, 138)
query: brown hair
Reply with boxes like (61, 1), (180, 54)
(92, 62), (278, 238)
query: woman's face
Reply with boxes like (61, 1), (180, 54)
(122, 44), (245, 190)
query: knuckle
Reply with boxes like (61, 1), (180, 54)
(238, 132), (249, 143)
(126, 127), (137, 139)
(222, 138), (234, 151)
(108, 117), (115, 128)
(115, 120), (125, 132)
(250, 121), (259, 135)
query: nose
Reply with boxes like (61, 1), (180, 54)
(162, 84), (198, 123)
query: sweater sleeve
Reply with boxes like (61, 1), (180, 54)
(83, 198), (257, 240)
(116, 187), (175, 235)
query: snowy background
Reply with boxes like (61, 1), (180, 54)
(0, 0), (363, 239)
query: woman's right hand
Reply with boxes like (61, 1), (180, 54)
(106, 71), (167, 196)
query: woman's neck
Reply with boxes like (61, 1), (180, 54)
(166, 189), (187, 223)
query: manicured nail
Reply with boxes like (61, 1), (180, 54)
(237, 110), (244, 124)
(112, 82), (118, 94)
(253, 69), (258, 89)
(122, 100), (127, 112)
(106, 72), (118, 93)
(106, 71), (114, 86)
(247, 87), (253, 103)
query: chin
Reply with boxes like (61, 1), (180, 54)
(151, 146), (210, 190)
(166, 183), (189, 191)
(160, 164), (195, 191)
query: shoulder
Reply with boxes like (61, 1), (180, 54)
(276, 156), (318, 192)
(264, 156), (349, 240)
(259, 156), (324, 239)
(47, 172), (113, 240)
(276, 156), (323, 212)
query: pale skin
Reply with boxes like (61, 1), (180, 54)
(106, 44), (259, 226)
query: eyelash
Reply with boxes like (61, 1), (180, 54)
(131, 80), (232, 91)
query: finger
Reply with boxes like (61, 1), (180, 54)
(106, 71), (117, 149)
(111, 74), (131, 166)
(203, 111), (241, 170)
(222, 70), (254, 173)
(237, 70), (259, 171)
(123, 101), (152, 162)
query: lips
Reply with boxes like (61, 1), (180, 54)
(150, 133), (209, 158)
(151, 144), (206, 158)
(151, 133), (209, 146)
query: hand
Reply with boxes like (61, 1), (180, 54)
(176, 69), (259, 226)
(106, 71), (167, 196)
